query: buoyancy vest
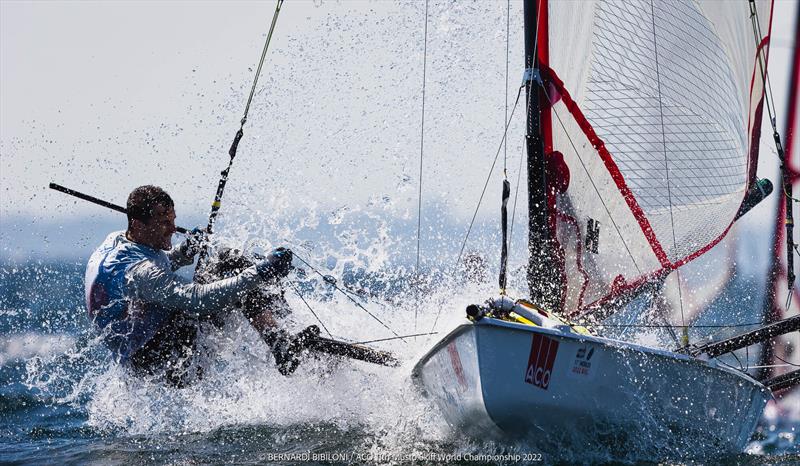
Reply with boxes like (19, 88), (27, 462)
(85, 232), (177, 363)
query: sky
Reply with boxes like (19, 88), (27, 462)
(0, 0), (798, 263)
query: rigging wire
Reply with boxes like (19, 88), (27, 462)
(451, 85), (525, 275)
(730, 350), (746, 372)
(746, 345), (751, 372)
(196, 0), (284, 269)
(717, 360), (800, 372)
(749, 2), (790, 202)
(415, 0), (430, 336)
(750, 0), (799, 305)
(504, 0), (510, 174)
(508, 140), (526, 266)
(280, 238), (390, 308)
(241, 1), (283, 127)
(428, 84), (525, 333)
(354, 332), (439, 345)
(648, 0), (687, 344)
(286, 281), (334, 339)
(719, 358), (748, 374)
(774, 353), (800, 368)
(499, 0), (512, 295)
(291, 252), (407, 343)
(428, 0), (533, 333)
(505, 0), (530, 287)
(550, 107), (641, 273)
(750, 0), (779, 141)
(785, 284), (794, 311)
(739, 363), (799, 370)
(288, 284), (442, 353)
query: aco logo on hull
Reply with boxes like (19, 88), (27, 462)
(524, 333), (559, 390)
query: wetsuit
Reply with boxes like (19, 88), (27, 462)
(85, 231), (263, 384)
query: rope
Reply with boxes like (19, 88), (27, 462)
(286, 281), (333, 338)
(648, 0), (687, 344)
(749, 0), (798, 298)
(504, 0), (510, 174)
(415, 0), (430, 337)
(196, 0), (284, 269)
(775, 354), (800, 368)
(354, 332), (438, 345)
(291, 252), (406, 343)
(428, 84), (525, 333)
(241, 0), (284, 127)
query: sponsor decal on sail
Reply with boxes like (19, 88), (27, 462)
(524, 334), (559, 390)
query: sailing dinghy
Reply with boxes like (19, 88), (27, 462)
(412, 0), (796, 456)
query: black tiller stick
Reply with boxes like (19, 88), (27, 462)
(49, 182), (189, 234)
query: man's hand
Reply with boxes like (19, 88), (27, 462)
(178, 227), (207, 258)
(255, 247), (293, 280)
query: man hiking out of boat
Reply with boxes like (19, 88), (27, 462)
(85, 185), (313, 386)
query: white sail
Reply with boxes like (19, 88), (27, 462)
(541, 0), (773, 322)
(412, 1), (783, 458)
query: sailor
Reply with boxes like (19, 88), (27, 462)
(85, 185), (311, 386)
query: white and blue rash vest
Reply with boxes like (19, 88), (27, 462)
(85, 231), (262, 363)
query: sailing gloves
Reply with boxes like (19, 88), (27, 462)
(255, 247), (293, 280)
(263, 325), (320, 376)
(178, 227), (208, 258)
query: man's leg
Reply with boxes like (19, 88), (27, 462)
(201, 249), (305, 375)
(129, 313), (203, 388)
(240, 289), (308, 375)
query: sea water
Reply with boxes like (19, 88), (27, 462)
(1, 259), (798, 465)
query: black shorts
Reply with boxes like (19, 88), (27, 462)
(128, 311), (204, 388)
(129, 250), (290, 387)
(128, 290), (291, 387)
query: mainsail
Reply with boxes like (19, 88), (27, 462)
(411, 1), (784, 455)
(532, 0), (773, 323)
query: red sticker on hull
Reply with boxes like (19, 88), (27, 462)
(447, 341), (468, 390)
(524, 334), (559, 390)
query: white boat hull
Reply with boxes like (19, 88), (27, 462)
(412, 318), (771, 457)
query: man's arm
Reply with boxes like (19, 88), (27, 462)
(128, 261), (261, 317)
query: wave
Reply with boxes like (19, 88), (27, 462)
(0, 333), (76, 367)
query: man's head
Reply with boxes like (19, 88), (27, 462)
(126, 185), (176, 250)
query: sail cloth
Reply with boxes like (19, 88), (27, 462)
(539, 0), (774, 316)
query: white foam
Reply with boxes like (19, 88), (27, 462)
(78, 277), (491, 442)
(0, 332), (75, 366)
